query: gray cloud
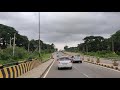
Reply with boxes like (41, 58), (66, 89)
(0, 12), (120, 50)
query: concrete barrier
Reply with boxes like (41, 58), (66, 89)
(0, 60), (41, 78)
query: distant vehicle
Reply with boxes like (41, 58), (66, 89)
(71, 55), (82, 63)
(57, 56), (72, 70)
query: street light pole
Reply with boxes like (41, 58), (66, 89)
(38, 12), (41, 57)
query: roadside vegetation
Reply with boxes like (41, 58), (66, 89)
(0, 24), (57, 65)
(64, 30), (120, 60)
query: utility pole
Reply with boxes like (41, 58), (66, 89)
(10, 37), (12, 48)
(13, 33), (16, 57)
(38, 12), (41, 57)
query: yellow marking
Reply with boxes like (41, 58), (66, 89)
(3, 68), (8, 78)
(16, 65), (20, 77)
(19, 64), (23, 75)
(28, 62), (30, 71)
(0, 70), (3, 78)
(22, 63), (25, 74)
(27, 62), (29, 71)
(24, 63), (27, 73)
(13, 66), (17, 78)
(26, 63), (28, 72)
(31, 61), (33, 69)
(8, 67), (13, 78)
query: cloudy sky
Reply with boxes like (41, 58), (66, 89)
(0, 12), (120, 50)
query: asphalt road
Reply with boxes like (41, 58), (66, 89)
(45, 52), (120, 78)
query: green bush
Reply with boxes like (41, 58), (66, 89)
(116, 51), (120, 55)
(83, 50), (120, 59)
(0, 47), (29, 64)
(0, 48), (13, 60)
(13, 47), (29, 60)
(0, 47), (52, 64)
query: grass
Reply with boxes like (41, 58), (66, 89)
(41, 53), (51, 62)
(0, 53), (52, 67)
(0, 53), (52, 66)
(0, 58), (28, 65)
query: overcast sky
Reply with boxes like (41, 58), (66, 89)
(0, 12), (120, 50)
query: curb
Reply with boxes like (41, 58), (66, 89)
(40, 59), (54, 78)
(85, 60), (120, 71)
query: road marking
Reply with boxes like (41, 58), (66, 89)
(82, 73), (89, 78)
(43, 59), (56, 78)
(85, 62), (120, 73)
(73, 66), (90, 78)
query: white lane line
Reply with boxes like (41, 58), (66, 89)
(82, 73), (89, 78)
(43, 59), (56, 78)
(73, 66), (90, 78)
(85, 62), (120, 73)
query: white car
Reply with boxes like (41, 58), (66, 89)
(57, 56), (72, 70)
(71, 55), (82, 63)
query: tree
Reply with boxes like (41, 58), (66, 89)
(110, 30), (120, 52)
(0, 24), (18, 49)
(64, 45), (68, 51)
(16, 34), (29, 50)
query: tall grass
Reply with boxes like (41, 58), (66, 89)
(0, 47), (29, 64)
(0, 47), (52, 65)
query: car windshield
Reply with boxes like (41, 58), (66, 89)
(59, 57), (70, 61)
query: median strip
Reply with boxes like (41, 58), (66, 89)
(84, 60), (120, 72)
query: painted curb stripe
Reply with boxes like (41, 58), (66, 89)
(0, 60), (41, 78)
(13, 66), (17, 78)
(1, 69), (5, 78)
(11, 67), (15, 78)
(0, 70), (3, 78)
(8, 67), (13, 78)
(16, 65), (20, 77)
(26, 63), (28, 72)
(18, 65), (22, 76)
(21, 64), (25, 74)
(6, 68), (10, 78)
(27, 62), (29, 71)
(24, 64), (26, 73)
(3, 68), (8, 78)
(15, 66), (18, 77)
(27, 62), (30, 71)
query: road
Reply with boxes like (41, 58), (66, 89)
(45, 52), (120, 78)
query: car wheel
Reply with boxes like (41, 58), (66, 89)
(58, 67), (60, 70)
(70, 67), (72, 70)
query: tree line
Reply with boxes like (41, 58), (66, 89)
(0, 24), (56, 53)
(64, 30), (120, 55)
